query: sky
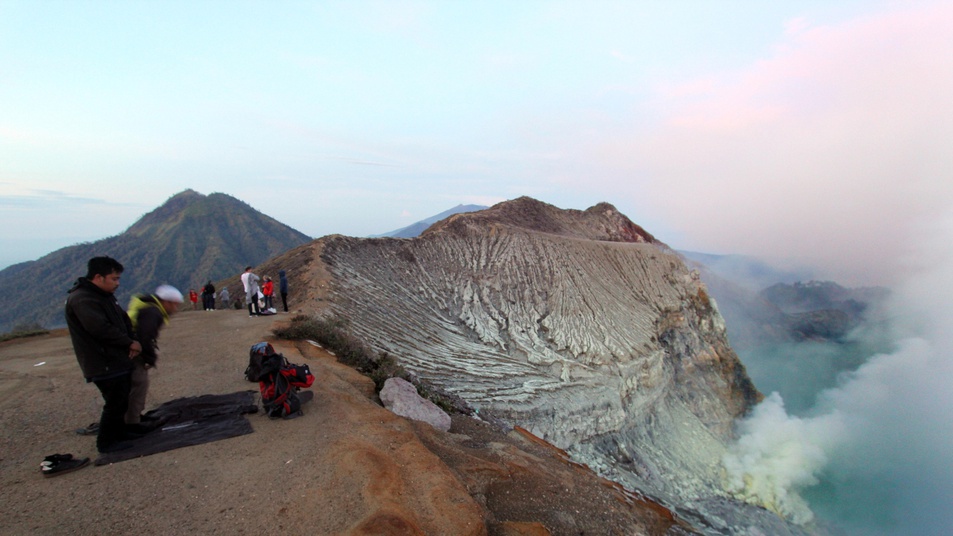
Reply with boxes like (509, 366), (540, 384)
(3, 0), (952, 286)
(3, 2), (952, 533)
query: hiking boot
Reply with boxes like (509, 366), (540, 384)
(41, 454), (90, 477)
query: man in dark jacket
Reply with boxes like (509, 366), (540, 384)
(65, 256), (143, 453)
(278, 269), (289, 313)
(201, 280), (215, 311)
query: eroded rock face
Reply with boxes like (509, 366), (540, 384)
(319, 198), (773, 532)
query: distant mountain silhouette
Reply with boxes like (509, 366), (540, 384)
(372, 204), (487, 238)
(0, 190), (311, 333)
(678, 250), (814, 291)
(680, 252), (890, 349)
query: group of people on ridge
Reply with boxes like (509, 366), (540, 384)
(62, 256), (291, 458)
(240, 266), (288, 316)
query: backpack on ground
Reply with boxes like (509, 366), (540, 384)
(247, 342), (315, 419)
(245, 342), (276, 382)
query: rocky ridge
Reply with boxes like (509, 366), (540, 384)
(309, 198), (801, 533)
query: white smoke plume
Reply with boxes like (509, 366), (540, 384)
(723, 393), (841, 524)
(723, 209), (953, 534)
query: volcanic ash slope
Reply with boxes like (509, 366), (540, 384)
(319, 198), (763, 523)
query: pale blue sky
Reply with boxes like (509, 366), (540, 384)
(3, 0), (951, 286)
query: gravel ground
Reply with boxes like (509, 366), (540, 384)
(0, 309), (694, 535)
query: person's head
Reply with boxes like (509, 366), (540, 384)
(155, 285), (184, 314)
(86, 256), (124, 294)
(244, 266), (253, 273)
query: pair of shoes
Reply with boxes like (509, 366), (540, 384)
(41, 453), (90, 477)
(75, 422), (99, 436)
(43, 453), (74, 464)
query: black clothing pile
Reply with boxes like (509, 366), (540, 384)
(94, 391), (258, 466)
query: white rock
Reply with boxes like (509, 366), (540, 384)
(380, 377), (451, 432)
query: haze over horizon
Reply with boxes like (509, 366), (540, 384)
(3, 1), (952, 287)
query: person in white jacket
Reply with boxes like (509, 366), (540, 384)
(241, 266), (260, 316)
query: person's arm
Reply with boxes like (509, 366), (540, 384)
(136, 308), (164, 367)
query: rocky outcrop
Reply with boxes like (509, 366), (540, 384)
(313, 198), (778, 532)
(380, 377), (452, 431)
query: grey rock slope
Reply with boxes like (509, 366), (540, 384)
(317, 197), (804, 533)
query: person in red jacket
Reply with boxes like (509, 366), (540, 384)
(188, 288), (198, 310)
(261, 276), (274, 311)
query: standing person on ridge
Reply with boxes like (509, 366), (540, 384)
(241, 266), (260, 316)
(64, 256), (143, 453)
(188, 288), (198, 311)
(201, 280), (216, 311)
(279, 269), (289, 313)
(261, 276), (274, 311)
(125, 285), (183, 425)
(218, 286), (230, 310)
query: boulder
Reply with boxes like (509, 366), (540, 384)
(380, 377), (452, 432)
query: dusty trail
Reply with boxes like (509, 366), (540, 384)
(0, 308), (688, 536)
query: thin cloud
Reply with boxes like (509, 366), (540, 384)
(332, 157), (401, 168)
(628, 1), (953, 285)
(0, 190), (114, 208)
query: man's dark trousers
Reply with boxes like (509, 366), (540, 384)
(93, 373), (132, 451)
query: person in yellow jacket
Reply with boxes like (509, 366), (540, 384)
(125, 285), (183, 425)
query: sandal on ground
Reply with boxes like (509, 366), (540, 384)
(75, 422), (99, 436)
(42, 453), (74, 464)
(41, 454), (90, 477)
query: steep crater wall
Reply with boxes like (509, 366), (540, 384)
(319, 205), (763, 510)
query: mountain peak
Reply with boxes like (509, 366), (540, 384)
(0, 191), (311, 332)
(172, 188), (203, 199)
(426, 196), (659, 244)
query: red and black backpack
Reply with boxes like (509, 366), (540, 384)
(245, 342), (276, 383)
(247, 342), (315, 419)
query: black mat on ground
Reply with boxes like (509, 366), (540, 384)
(95, 391), (259, 466)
